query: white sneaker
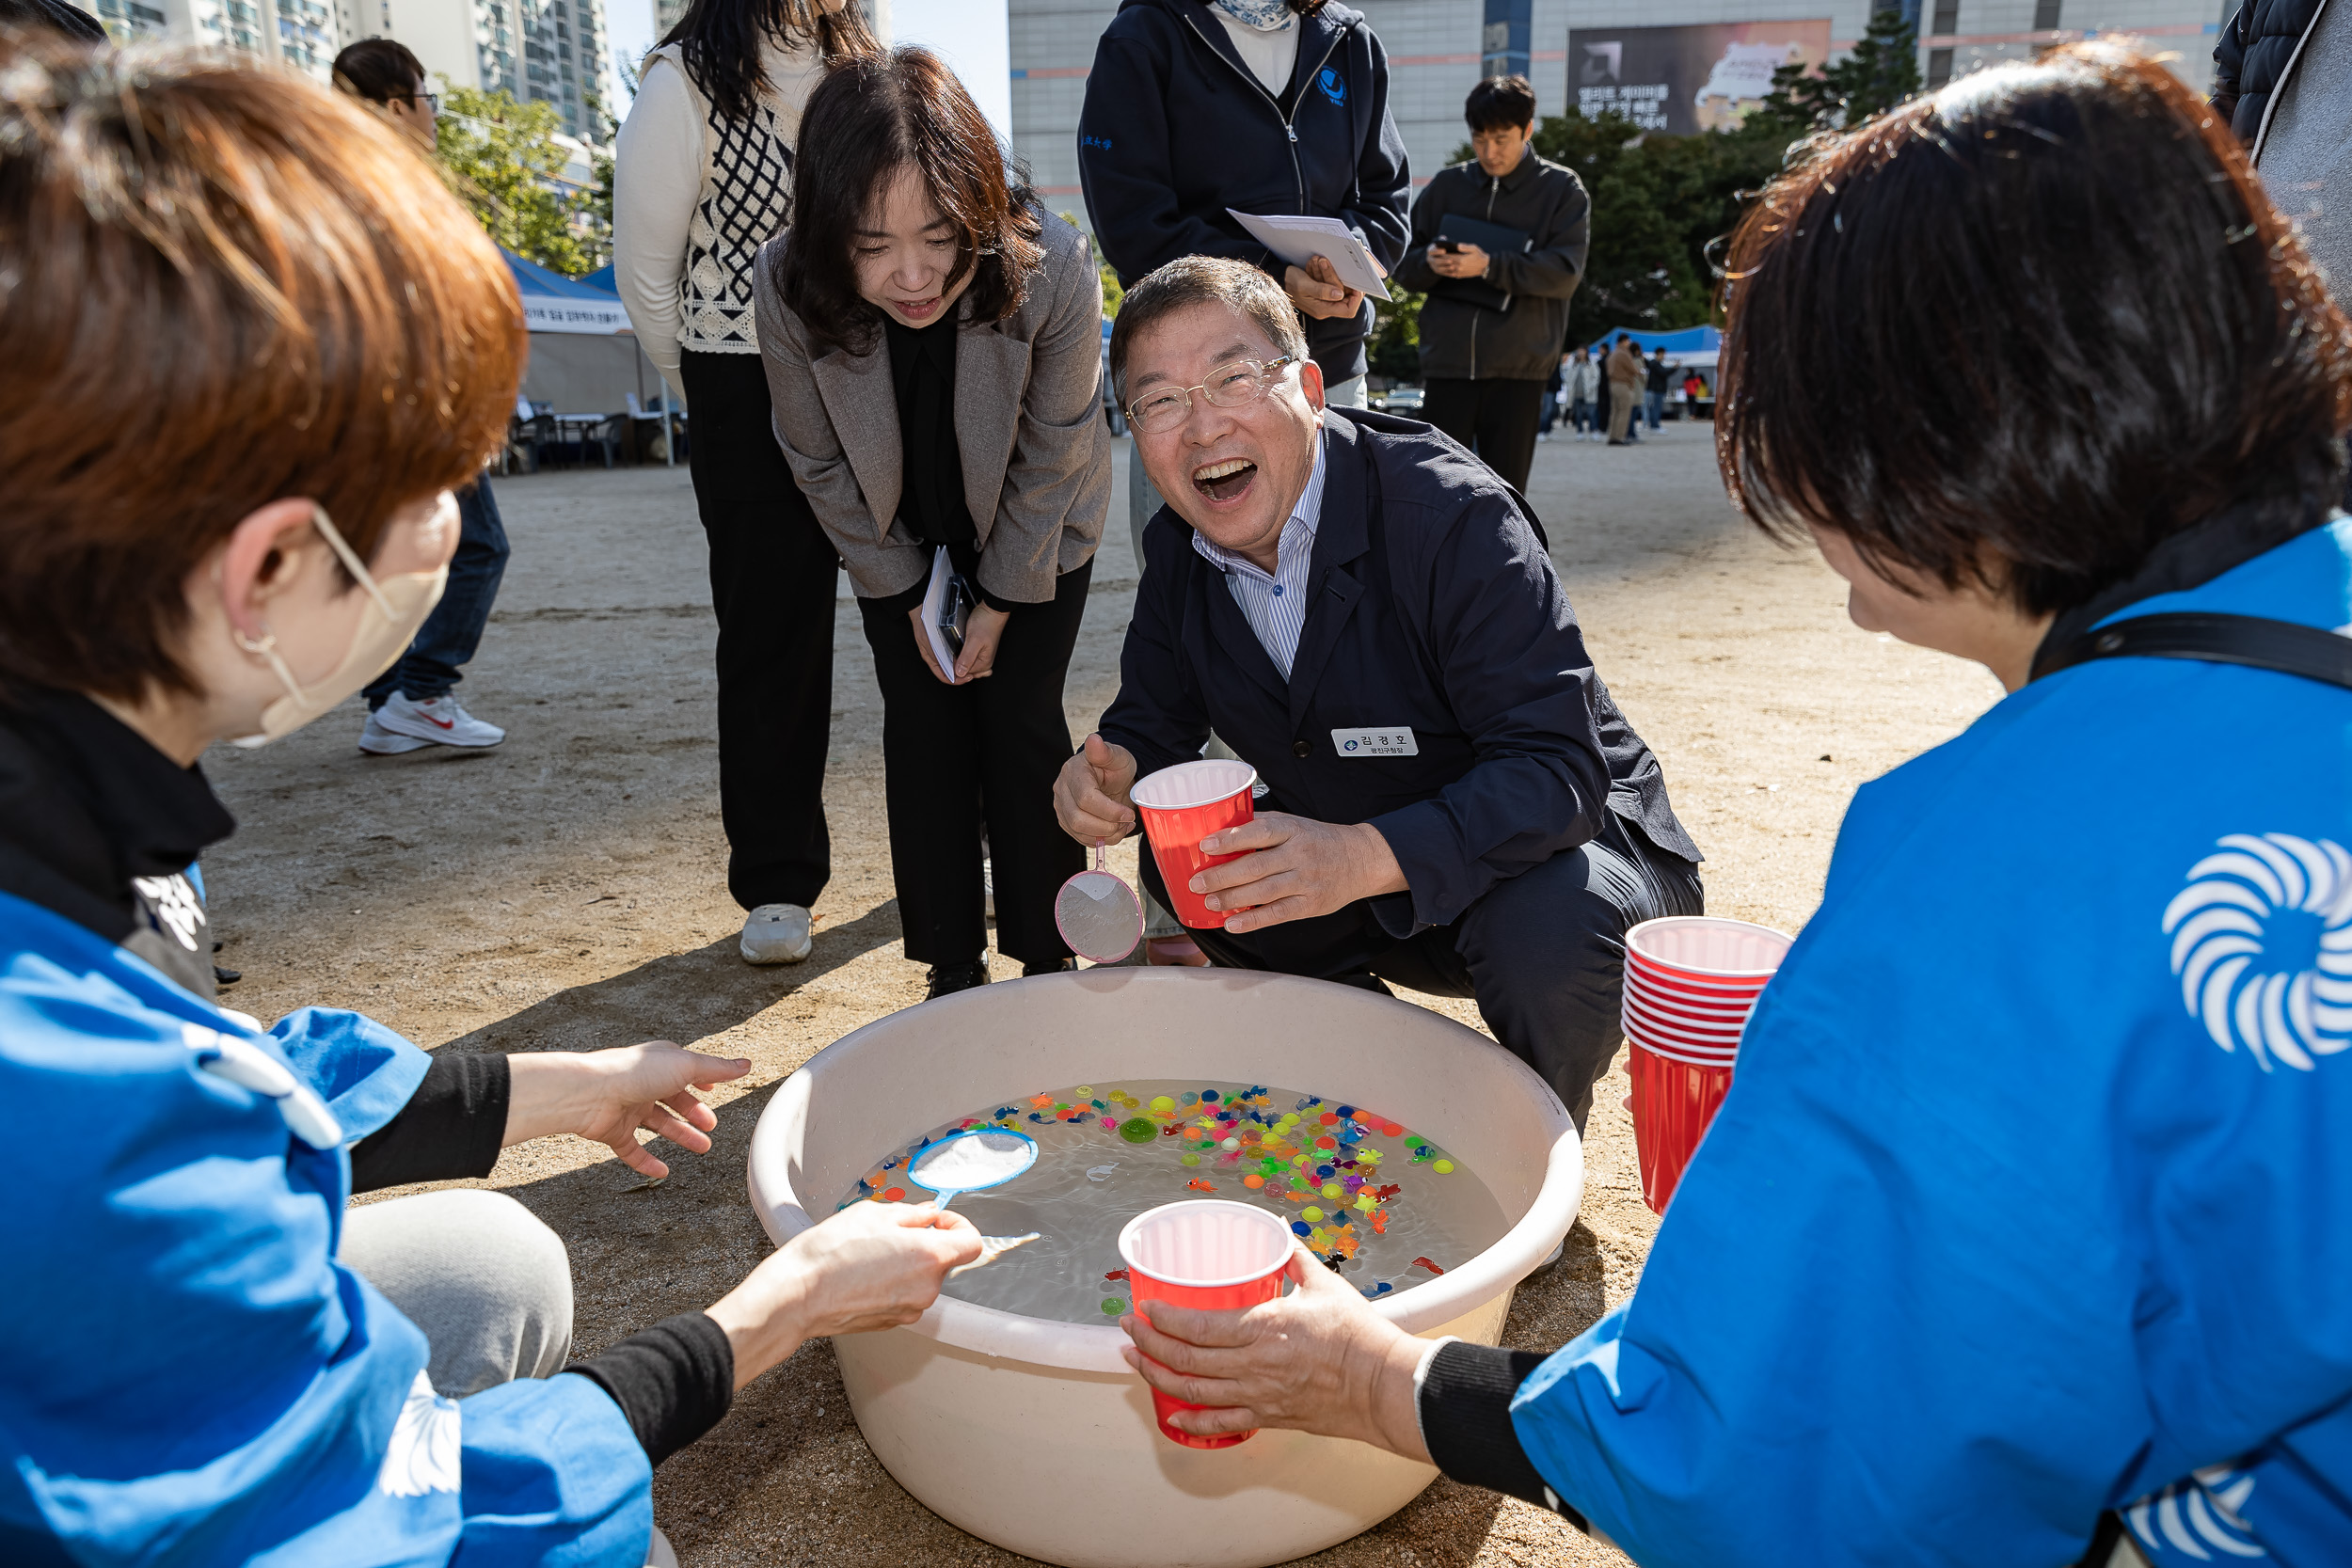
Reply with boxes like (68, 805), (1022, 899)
(373, 690), (506, 749)
(358, 712), (431, 755)
(740, 903), (813, 965)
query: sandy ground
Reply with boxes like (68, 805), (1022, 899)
(204, 423), (2000, 1567)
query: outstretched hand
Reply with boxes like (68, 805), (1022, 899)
(503, 1042), (753, 1180)
(708, 1201), (982, 1389)
(1120, 1243), (1430, 1457)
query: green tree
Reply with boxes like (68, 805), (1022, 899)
(1368, 287), (1422, 381)
(1534, 114), (1714, 344)
(1365, 17), (1927, 376)
(1750, 6), (1923, 136)
(435, 84), (594, 275)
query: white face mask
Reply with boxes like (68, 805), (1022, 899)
(230, 498), (451, 749)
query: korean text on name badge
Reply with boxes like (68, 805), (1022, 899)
(1331, 728), (1417, 757)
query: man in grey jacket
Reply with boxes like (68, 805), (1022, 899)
(1391, 74), (1590, 492)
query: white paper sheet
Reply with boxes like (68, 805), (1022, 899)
(1226, 210), (1392, 302)
(920, 545), (958, 675)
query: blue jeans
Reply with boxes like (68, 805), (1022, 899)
(1645, 390), (1667, 431)
(365, 476), (510, 706)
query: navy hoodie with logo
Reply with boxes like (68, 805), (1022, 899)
(1078, 0), (1410, 386)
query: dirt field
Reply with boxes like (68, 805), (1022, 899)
(204, 423), (2000, 1567)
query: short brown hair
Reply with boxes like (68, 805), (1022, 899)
(1107, 255), (1309, 404)
(0, 39), (526, 702)
(771, 48), (1043, 357)
(1715, 43), (2351, 617)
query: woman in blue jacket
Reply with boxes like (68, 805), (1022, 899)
(1105, 44), (2352, 1568)
(0, 42), (977, 1566)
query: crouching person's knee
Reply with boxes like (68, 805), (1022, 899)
(341, 1188), (575, 1396)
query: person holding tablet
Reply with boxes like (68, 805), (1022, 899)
(1392, 73), (1590, 492)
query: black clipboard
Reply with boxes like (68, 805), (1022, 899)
(1430, 213), (1531, 312)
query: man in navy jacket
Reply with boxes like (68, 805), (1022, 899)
(1077, 0), (1410, 399)
(1056, 258), (1704, 1125)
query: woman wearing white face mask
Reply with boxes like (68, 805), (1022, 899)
(755, 49), (1111, 999)
(0, 41), (978, 1567)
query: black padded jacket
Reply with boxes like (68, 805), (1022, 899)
(2213, 0), (2327, 148)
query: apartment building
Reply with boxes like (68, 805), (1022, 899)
(381, 0), (611, 140)
(81, 0), (340, 77)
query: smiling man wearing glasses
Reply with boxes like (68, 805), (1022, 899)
(1053, 256), (1704, 1130)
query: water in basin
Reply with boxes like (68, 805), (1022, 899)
(839, 1081), (1511, 1325)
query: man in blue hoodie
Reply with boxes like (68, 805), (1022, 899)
(1079, 0), (1410, 411)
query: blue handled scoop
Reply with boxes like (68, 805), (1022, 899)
(906, 1127), (1040, 1211)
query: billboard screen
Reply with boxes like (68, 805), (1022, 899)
(1568, 20), (1834, 135)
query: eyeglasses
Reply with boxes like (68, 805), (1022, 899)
(410, 89), (441, 112)
(1126, 355), (1299, 436)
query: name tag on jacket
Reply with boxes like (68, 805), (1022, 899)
(1331, 727), (1418, 757)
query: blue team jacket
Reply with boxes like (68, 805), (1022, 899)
(1509, 519), (2352, 1565)
(0, 893), (651, 1565)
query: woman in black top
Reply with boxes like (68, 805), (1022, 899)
(755, 50), (1112, 998)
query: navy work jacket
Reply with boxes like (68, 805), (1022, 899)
(1099, 408), (1699, 933)
(1077, 0), (1410, 385)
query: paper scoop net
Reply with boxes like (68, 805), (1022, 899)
(1055, 841), (1142, 962)
(907, 1128), (1038, 1211)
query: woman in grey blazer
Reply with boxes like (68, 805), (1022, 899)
(756, 47), (1110, 999)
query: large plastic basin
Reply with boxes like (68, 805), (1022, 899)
(746, 968), (1582, 1568)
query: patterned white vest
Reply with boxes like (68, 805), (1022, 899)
(657, 42), (794, 355)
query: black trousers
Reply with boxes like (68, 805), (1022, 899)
(1421, 377), (1546, 493)
(857, 560), (1092, 970)
(679, 349), (838, 912)
(1140, 811), (1704, 1129)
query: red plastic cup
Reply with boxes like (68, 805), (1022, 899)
(1623, 984), (1758, 1029)
(1117, 1199), (1294, 1448)
(1626, 1039), (1736, 1214)
(1132, 760), (1258, 930)
(1622, 1018), (1741, 1064)
(1625, 917), (1792, 983)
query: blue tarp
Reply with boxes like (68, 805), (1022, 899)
(501, 250), (630, 335)
(1577, 325), (1721, 356)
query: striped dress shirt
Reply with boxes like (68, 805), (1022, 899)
(1188, 433), (1328, 680)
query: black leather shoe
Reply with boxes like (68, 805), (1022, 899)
(924, 958), (990, 999)
(1023, 958), (1075, 977)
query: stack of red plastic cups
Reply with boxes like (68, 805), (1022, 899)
(1620, 916), (1792, 1214)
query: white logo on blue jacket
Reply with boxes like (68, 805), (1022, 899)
(377, 1371), (462, 1497)
(2128, 1463), (2266, 1560)
(2164, 833), (2352, 1070)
